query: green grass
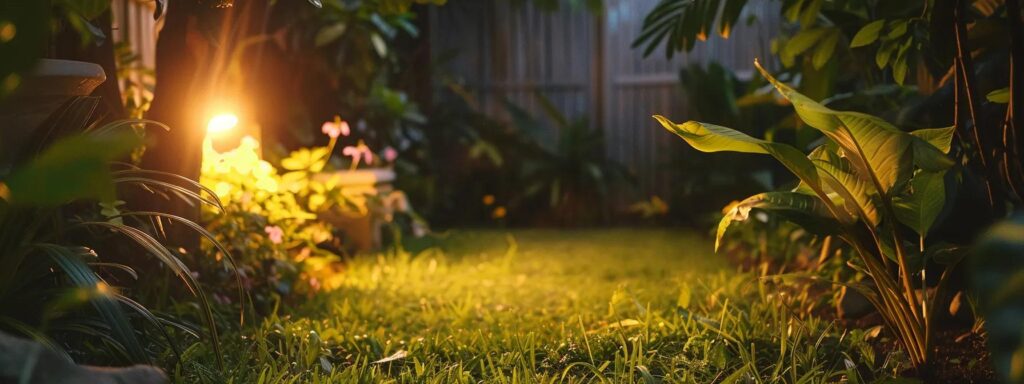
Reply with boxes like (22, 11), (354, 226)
(176, 229), (890, 383)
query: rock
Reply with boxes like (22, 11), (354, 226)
(0, 331), (168, 384)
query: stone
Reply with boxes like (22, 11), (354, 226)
(0, 331), (168, 384)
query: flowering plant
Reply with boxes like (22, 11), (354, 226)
(200, 136), (344, 303)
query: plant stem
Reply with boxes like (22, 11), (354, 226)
(1005, 0), (1024, 200)
(954, 0), (997, 208)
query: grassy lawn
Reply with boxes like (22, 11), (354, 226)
(179, 229), (883, 383)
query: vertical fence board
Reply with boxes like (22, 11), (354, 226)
(432, 0), (779, 209)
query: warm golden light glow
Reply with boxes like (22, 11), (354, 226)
(207, 113), (239, 135)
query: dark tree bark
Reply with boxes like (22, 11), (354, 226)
(141, 0), (216, 249)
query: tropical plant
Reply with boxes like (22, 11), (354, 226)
(0, 96), (235, 368)
(655, 61), (960, 370)
(505, 94), (632, 224)
(662, 62), (793, 225)
(636, 0), (1022, 215)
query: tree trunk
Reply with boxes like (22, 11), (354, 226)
(141, 0), (213, 249)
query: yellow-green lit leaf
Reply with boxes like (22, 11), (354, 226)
(756, 61), (918, 193)
(886, 20), (908, 39)
(655, 116), (823, 190)
(910, 127), (955, 154)
(911, 136), (956, 172)
(876, 40), (898, 69)
(798, 0), (823, 27)
(814, 156), (880, 226)
(783, 28), (827, 60)
(894, 171), (947, 237)
(812, 30), (839, 69)
(893, 57), (908, 85)
(987, 87), (1009, 104)
(716, 191), (831, 252)
(851, 20), (885, 48)
(783, 0), (806, 22)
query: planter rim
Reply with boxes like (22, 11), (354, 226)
(15, 58), (106, 98)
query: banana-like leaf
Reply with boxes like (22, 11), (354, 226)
(715, 191), (832, 252)
(754, 61), (953, 193)
(893, 171), (947, 237)
(811, 148), (881, 226)
(910, 127), (955, 154)
(910, 127), (957, 171)
(654, 116), (850, 224)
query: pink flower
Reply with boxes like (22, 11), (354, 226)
(343, 141), (374, 167)
(264, 225), (284, 244)
(321, 118), (350, 139)
(383, 146), (398, 163)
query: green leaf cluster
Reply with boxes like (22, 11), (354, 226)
(655, 64), (956, 368)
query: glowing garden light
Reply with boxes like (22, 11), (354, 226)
(207, 113), (239, 136)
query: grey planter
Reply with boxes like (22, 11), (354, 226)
(0, 59), (106, 170)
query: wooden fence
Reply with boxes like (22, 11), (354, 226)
(430, 0), (780, 206)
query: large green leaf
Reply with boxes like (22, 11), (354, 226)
(909, 127), (956, 171)
(986, 87), (1009, 104)
(782, 28), (828, 64)
(715, 191), (832, 252)
(813, 155), (881, 226)
(754, 61), (952, 193)
(910, 127), (955, 154)
(850, 19), (886, 48)
(653, 116), (851, 224)
(811, 30), (840, 70)
(893, 171), (947, 237)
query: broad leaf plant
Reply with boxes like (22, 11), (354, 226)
(655, 61), (957, 368)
